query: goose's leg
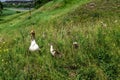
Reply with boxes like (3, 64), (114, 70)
(38, 49), (41, 55)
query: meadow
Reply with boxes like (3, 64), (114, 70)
(0, 0), (120, 80)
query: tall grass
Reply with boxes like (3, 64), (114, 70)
(0, 0), (119, 79)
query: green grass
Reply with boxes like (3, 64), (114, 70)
(0, 0), (120, 79)
(0, 9), (16, 22)
(1, 9), (16, 16)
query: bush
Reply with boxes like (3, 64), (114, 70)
(0, 1), (3, 15)
(34, 0), (52, 8)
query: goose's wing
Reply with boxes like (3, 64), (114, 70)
(54, 50), (62, 57)
(29, 40), (40, 51)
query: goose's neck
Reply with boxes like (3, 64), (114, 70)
(50, 45), (54, 51)
(31, 34), (35, 41)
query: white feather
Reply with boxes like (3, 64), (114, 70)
(29, 40), (40, 51)
(50, 45), (55, 56)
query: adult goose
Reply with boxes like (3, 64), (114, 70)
(29, 30), (40, 52)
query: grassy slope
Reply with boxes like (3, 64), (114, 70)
(0, 0), (120, 80)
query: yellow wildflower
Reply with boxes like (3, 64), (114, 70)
(3, 42), (6, 44)
(2, 59), (4, 62)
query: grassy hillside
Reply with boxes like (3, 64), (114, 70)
(0, 0), (120, 79)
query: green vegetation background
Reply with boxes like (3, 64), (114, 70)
(0, 0), (119, 80)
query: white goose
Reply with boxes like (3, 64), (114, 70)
(50, 44), (62, 57)
(29, 30), (40, 52)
